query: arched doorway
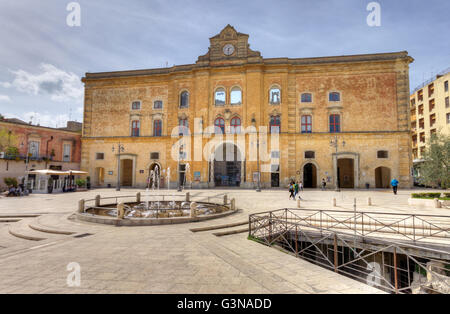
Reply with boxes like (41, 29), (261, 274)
(303, 163), (317, 188)
(94, 167), (104, 186)
(213, 143), (242, 187)
(120, 159), (133, 186)
(375, 167), (391, 188)
(338, 158), (354, 188)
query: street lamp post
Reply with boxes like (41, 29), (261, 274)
(256, 135), (261, 192)
(112, 142), (124, 191)
(20, 142), (30, 192)
(330, 135), (345, 192)
(177, 133), (183, 192)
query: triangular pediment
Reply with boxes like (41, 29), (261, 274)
(197, 25), (262, 64)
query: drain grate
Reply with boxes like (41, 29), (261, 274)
(73, 233), (93, 238)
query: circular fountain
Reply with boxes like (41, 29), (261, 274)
(76, 192), (237, 226)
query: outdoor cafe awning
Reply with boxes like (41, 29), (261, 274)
(27, 169), (89, 176)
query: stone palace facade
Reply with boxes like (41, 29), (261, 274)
(81, 25), (413, 189)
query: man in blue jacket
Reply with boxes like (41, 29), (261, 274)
(390, 178), (399, 195)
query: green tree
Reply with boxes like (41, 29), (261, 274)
(418, 133), (450, 188)
(0, 128), (18, 153)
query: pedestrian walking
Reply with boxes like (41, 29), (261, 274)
(390, 178), (399, 195)
(299, 181), (303, 192)
(294, 182), (299, 198)
(321, 178), (327, 191)
(289, 182), (295, 200)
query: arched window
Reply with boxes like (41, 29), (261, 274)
(131, 120), (140, 137)
(329, 114), (341, 133)
(180, 91), (189, 108)
(269, 87), (281, 104)
(230, 86), (242, 105)
(154, 119), (162, 136)
(230, 117), (241, 134)
(179, 118), (189, 135)
(154, 100), (163, 109)
(214, 118), (225, 134)
(270, 115), (281, 133)
(301, 93), (312, 103)
(329, 92), (340, 102)
(214, 88), (226, 106)
(301, 115), (312, 133)
(131, 101), (141, 110)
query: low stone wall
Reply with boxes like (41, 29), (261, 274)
(408, 198), (448, 208)
(75, 208), (237, 226)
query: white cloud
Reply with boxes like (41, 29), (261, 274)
(0, 94), (11, 102)
(3, 63), (83, 103)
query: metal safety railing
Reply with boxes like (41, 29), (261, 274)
(249, 208), (450, 244)
(249, 209), (450, 294)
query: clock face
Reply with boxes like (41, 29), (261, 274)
(223, 44), (235, 56)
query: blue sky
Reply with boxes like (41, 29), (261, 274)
(0, 0), (448, 127)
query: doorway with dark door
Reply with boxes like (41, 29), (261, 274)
(303, 163), (317, 188)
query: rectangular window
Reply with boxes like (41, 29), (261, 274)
(96, 153), (104, 160)
(445, 81), (449, 92)
(29, 141), (40, 158)
(446, 97), (449, 108)
(271, 151), (280, 159)
(301, 115), (312, 133)
(329, 92), (340, 102)
(329, 114), (340, 133)
(154, 120), (162, 136)
(131, 120), (140, 137)
(63, 143), (71, 162)
(301, 93), (312, 103)
(150, 152), (159, 160)
(447, 113), (450, 124)
(304, 151), (315, 159)
(377, 150), (388, 158)
(179, 119), (188, 135)
(132, 101), (141, 110)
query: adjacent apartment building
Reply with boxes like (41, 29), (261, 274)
(410, 68), (450, 161)
(0, 118), (82, 189)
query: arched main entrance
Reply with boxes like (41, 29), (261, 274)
(303, 163), (317, 188)
(375, 167), (391, 188)
(213, 143), (242, 187)
(338, 158), (354, 188)
(120, 159), (133, 186)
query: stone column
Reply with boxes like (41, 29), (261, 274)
(117, 202), (125, 219)
(223, 195), (228, 205)
(190, 202), (197, 218)
(186, 192), (190, 202)
(95, 195), (101, 207)
(136, 192), (141, 203)
(231, 198), (236, 211)
(78, 199), (85, 213)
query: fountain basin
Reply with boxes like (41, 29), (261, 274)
(76, 198), (237, 226)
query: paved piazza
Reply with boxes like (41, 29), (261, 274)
(0, 188), (448, 294)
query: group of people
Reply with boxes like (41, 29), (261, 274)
(288, 178), (328, 199)
(288, 181), (303, 200)
(288, 177), (400, 198)
(4, 184), (27, 197)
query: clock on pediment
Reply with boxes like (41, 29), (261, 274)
(223, 44), (235, 56)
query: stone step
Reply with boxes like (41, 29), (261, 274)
(8, 218), (64, 242)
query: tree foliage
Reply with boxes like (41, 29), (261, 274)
(418, 133), (450, 188)
(0, 128), (18, 153)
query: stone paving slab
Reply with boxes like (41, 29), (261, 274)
(2, 188), (445, 294)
